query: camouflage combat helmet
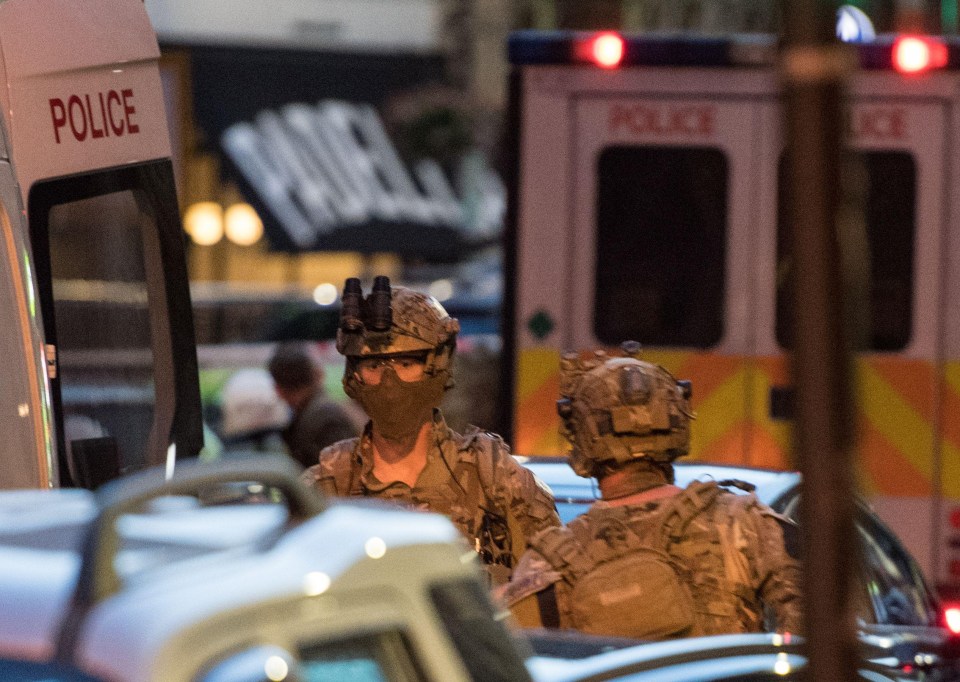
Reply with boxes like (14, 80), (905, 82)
(557, 342), (694, 477)
(337, 276), (460, 396)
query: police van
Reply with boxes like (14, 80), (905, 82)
(0, 0), (203, 490)
(505, 30), (960, 595)
(0, 456), (532, 682)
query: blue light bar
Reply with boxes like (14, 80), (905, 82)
(508, 30), (739, 67)
(508, 30), (960, 71)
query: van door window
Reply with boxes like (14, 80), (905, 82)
(29, 160), (200, 484)
(47, 190), (155, 478)
(593, 146), (728, 348)
(776, 151), (916, 351)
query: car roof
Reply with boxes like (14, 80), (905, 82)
(526, 632), (803, 681)
(525, 631), (910, 682)
(518, 456), (801, 509)
(0, 490), (464, 680)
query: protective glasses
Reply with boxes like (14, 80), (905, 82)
(355, 353), (427, 383)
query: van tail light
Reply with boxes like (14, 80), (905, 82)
(892, 35), (948, 74)
(942, 604), (960, 635)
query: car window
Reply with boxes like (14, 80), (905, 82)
(430, 578), (533, 682)
(300, 632), (423, 682)
(858, 514), (937, 626)
(759, 490), (934, 627)
(199, 633), (425, 682)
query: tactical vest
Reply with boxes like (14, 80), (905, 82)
(531, 481), (764, 639)
(315, 427), (517, 584)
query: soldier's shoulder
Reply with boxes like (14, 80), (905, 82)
(498, 549), (563, 606)
(459, 424), (509, 451)
(319, 437), (360, 462)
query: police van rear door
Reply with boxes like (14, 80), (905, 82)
(753, 72), (951, 589)
(509, 35), (776, 461)
(567, 84), (768, 466)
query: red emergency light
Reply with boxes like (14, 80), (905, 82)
(892, 35), (948, 74)
(589, 32), (625, 68)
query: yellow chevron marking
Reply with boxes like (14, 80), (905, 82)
(945, 362), (960, 397)
(638, 349), (693, 374)
(941, 439), (960, 499)
(693, 368), (747, 453)
(859, 363), (933, 478)
(517, 347), (560, 402)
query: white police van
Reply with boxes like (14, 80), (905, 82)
(505, 27), (960, 597)
(0, 0), (203, 491)
(0, 456), (532, 682)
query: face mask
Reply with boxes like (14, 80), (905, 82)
(351, 367), (447, 441)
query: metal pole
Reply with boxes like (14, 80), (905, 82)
(780, 2), (860, 680)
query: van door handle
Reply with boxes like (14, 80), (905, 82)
(769, 385), (793, 421)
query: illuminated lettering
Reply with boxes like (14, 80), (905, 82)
(48, 89), (140, 143)
(609, 103), (715, 137)
(220, 99), (476, 247)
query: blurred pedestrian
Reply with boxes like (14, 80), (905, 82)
(498, 343), (802, 638)
(299, 276), (560, 585)
(268, 342), (357, 469)
(218, 368), (290, 456)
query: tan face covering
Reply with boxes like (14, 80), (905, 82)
(352, 368), (446, 441)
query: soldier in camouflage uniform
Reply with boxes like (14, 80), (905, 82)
(300, 276), (560, 585)
(498, 344), (802, 638)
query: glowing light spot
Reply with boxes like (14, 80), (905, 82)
(184, 202), (223, 246)
(224, 202), (263, 246)
(592, 33), (625, 68)
(892, 36), (947, 74)
(945, 606), (960, 634)
(303, 571), (331, 596)
(773, 652), (791, 676)
(428, 279), (454, 302)
(17, 403), (29, 417)
(365, 537), (387, 559)
(264, 655), (289, 681)
(772, 633), (783, 647)
(313, 283), (338, 306)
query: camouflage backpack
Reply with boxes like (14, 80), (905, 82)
(530, 480), (748, 640)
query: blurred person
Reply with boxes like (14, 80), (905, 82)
(299, 276), (560, 585)
(218, 368), (290, 456)
(268, 342), (357, 469)
(498, 344), (802, 638)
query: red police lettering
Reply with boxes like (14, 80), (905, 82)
(850, 108), (906, 141)
(49, 88), (140, 143)
(609, 103), (715, 137)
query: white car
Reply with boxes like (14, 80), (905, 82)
(0, 455), (533, 682)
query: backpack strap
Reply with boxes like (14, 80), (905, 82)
(529, 525), (595, 582)
(660, 480), (725, 545)
(460, 426), (501, 507)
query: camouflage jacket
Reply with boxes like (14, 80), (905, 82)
(500, 481), (802, 637)
(299, 411), (561, 583)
